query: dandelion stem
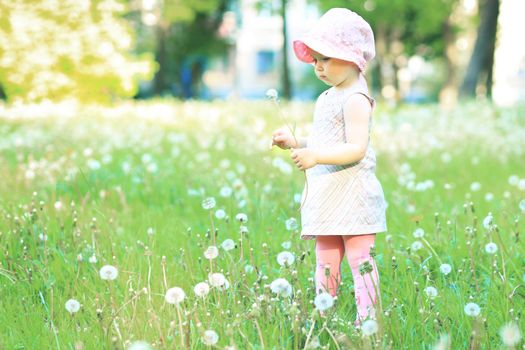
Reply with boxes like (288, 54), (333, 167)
(254, 318), (265, 349)
(303, 317), (316, 350)
(176, 305), (185, 349)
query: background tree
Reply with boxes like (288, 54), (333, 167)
(0, 0), (154, 103)
(312, 0), (459, 102)
(130, 0), (230, 98)
(459, 0), (500, 99)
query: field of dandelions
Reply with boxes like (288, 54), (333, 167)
(0, 98), (524, 350)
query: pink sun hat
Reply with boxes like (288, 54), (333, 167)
(293, 8), (375, 72)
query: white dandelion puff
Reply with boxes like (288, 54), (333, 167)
(270, 278), (293, 297)
(482, 213), (493, 229)
(413, 228), (425, 238)
(221, 239), (235, 251)
(220, 186), (232, 197)
(464, 302), (481, 317)
(314, 292), (334, 311)
(235, 213), (248, 223)
(54, 201), (63, 210)
(244, 265), (254, 274)
(201, 197), (216, 210)
(281, 241), (292, 250)
(194, 282), (210, 298)
(470, 182), (481, 192)
(519, 199), (525, 213)
(499, 322), (522, 347)
(65, 299), (81, 314)
(165, 287), (185, 304)
(204, 246), (219, 260)
(439, 263), (452, 275)
(361, 319), (379, 336)
(484, 242), (498, 254)
(424, 286), (438, 299)
(265, 88), (278, 100)
(215, 209), (226, 219)
(208, 272), (226, 287)
(202, 329), (219, 345)
(99, 265), (118, 280)
(277, 251), (295, 267)
(411, 241), (423, 251)
(285, 218), (298, 231)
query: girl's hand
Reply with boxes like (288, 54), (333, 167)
(291, 148), (317, 170)
(271, 127), (297, 149)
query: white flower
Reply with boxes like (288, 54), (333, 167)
(99, 265), (118, 280)
(281, 241), (292, 250)
(215, 209), (226, 219)
(54, 201), (63, 210)
(485, 242), (498, 254)
(424, 286), (438, 299)
(208, 272), (226, 287)
(147, 227), (154, 235)
(244, 265), (254, 274)
(285, 218), (298, 231)
(202, 329), (219, 345)
(270, 278), (293, 297)
(65, 299), (81, 314)
(201, 197), (216, 210)
(194, 282), (210, 298)
(470, 182), (481, 191)
(165, 287), (185, 304)
(413, 228), (425, 238)
(464, 302), (481, 317)
(235, 213), (248, 223)
(499, 322), (522, 347)
(265, 88), (278, 100)
(221, 239), (235, 251)
(411, 241), (423, 251)
(314, 292), (334, 311)
(482, 213), (493, 229)
(439, 263), (452, 275)
(89, 255), (97, 264)
(484, 193), (494, 201)
(239, 225), (248, 234)
(204, 246), (219, 260)
(217, 279), (230, 291)
(361, 319), (379, 336)
(127, 341), (152, 350)
(277, 251), (295, 267)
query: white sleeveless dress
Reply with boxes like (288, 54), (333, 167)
(300, 75), (387, 240)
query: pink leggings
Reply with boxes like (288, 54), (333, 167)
(315, 234), (379, 321)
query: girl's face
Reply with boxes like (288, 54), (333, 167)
(310, 49), (359, 89)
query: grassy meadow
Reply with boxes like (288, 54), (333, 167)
(0, 99), (524, 349)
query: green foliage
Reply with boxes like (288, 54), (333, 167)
(0, 0), (155, 103)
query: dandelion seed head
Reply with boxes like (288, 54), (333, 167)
(277, 251), (295, 267)
(464, 302), (481, 317)
(165, 287), (185, 304)
(270, 278), (292, 297)
(201, 197), (216, 210)
(411, 240), (423, 251)
(439, 263), (452, 275)
(208, 272), (226, 287)
(413, 228), (425, 238)
(361, 319), (379, 336)
(424, 286), (438, 299)
(221, 239), (235, 251)
(235, 213), (248, 223)
(204, 246), (219, 260)
(127, 341), (152, 350)
(499, 322), (522, 347)
(99, 265), (118, 280)
(281, 241), (292, 249)
(194, 282), (210, 298)
(285, 217), (298, 231)
(65, 299), (81, 314)
(202, 329), (219, 345)
(314, 292), (334, 311)
(215, 209), (226, 219)
(484, 242), (498, 254)
(265, 88), (278, 100)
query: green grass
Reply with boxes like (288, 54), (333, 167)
(0, 99), (524, 349)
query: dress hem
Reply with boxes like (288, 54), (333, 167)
(300, 225), (387, 240)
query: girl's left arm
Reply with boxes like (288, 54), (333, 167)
(291, 94), (371, 170)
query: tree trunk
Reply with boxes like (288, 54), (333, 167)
(459, 0), (500, 99)
(280, 0), (291, 99)
(153, 24), (169, 95)
(439, 17), (458, 107)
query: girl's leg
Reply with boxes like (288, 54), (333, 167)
(315, 235), (345, 296)
(342, 234), (379, 322)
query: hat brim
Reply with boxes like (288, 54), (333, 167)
(293, 39), (365, 71)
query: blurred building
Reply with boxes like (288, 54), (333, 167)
(203, 0), (320, 100)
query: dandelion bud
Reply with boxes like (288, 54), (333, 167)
(369, 244), (376, 257)
(358, 260), (373, 275)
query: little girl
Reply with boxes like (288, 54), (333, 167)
(271, 8), (387, 324)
